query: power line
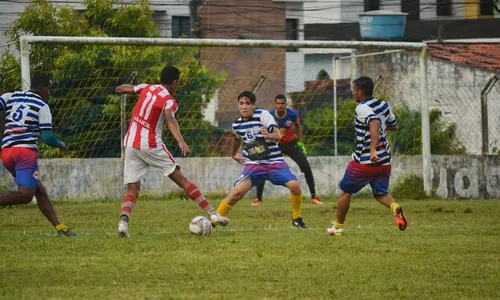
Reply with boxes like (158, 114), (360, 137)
(0, 1), (494, 37)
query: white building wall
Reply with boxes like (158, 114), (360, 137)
(303, 0), (343, 24)
(286, 52), (306, 94)
(381, 1), (401, 13)
(304, 54), (333, 80)
(284, 2), (307, 94)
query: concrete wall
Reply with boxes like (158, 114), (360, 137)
(2, 155), (498, 200)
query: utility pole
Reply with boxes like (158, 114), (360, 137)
(189, 0), (203, 38)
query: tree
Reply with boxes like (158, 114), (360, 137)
(1, 0), (225, 158)
(302, 100), (357, 156)
(389, 107), (466, 155)
(301, 99), (466, 156)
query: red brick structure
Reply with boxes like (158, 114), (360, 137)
(200, 0), (288, 125)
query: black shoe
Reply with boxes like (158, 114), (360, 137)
(57, 228), (76, 236)
(292, 217), (308, 229)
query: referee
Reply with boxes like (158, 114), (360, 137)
(252, 94), (323, 206)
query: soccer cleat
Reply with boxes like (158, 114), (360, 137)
(57, 228), (76, 237)
(326, 222), (344, 236)
(394, 205), (408, 231)
(311, 197), (324, 205)
(292, 217), (308, 229)
(251, 199), (262, 206)
(117, 220), (131, 238)
(210, 213), (230, 227)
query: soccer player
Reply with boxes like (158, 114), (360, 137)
(0, 73), (75, 236)
(114, 65), (229, 238)
(216, 91), (308, 228)
(252, 94), (323, 206)
(326, 76), (408, 236)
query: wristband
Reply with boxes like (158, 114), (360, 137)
(297, 141), (307, 155)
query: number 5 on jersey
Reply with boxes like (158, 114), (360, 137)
(12, 104), (26, 122)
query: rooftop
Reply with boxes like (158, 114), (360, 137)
(427, 43), (500, 72)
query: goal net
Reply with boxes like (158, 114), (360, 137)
(16, 36), (430, 196)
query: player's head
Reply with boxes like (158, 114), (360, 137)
(160, 66), (180, 96)
(352, 76), (374, 103)
(237, 91), (256, 120)
(30, 73), (53, 100)
(274, 94), (287, 112)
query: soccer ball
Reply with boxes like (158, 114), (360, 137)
(189, 216), (212, 236)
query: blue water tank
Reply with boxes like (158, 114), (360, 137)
(359, 10), (408, 39)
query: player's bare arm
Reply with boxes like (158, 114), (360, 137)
(293, 117), (304, 142)
(115, 84), (138, 95)
(260, 126), (281, 141)
(230, 136), (245, 165)
(369, 119), (380, 163)
(293, 117), (307, 155)
(164, 109), (190, 156)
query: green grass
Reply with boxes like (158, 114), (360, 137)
(1, 197), (500, 300)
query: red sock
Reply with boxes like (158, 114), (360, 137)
(120, 193), (137, 219)
(185, 184), (214, 215)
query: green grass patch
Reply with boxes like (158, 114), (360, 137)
(1, 197), (499, 299)
(391, 173), (429, 200)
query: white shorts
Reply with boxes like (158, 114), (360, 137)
(123, 146), (178, 184)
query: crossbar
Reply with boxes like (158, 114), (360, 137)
(21, 36), (425, 50)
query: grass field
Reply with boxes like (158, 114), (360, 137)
(1, 196), (499, 300)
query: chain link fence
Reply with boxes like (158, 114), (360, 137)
(354, 50), (500, 155)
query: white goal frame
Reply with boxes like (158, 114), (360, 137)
(19, 35), (431, 195)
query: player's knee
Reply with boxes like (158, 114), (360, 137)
(288, 181), (301, 195)
(302, 165), (312, 174)
(230, 189), (246, 200)
(34, 188), (48, 199)
(18, 191), (35, 204)
(127, 187), (140, 198)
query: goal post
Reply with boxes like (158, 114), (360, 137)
(19, 35), (431, 195)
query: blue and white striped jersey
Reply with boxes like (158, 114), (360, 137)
(0, 91), (53, 151)
(232, 109), (284, 165)
(353, 98), (397, 166)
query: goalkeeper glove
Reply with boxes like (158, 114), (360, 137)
(297, 141), (307, 156)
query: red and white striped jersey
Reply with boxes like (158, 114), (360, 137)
(124, 84), (178, 149)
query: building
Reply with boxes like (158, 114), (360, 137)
(303, 0), (500, 24)
(300, 0), (500, 89)
(0, 0), (191, 56)
(199, 0), (312, 129)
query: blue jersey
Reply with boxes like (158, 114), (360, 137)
(268, 108), (299, 144)
(0, 91), (53, 151)
(232, 109), (284, 165)
(353, 98), (397, 166)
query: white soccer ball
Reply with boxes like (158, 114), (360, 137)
(189, 216), (212, 236)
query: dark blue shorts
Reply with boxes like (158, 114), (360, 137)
(234, 162), (297, 187)
(339, 161), (391, 196)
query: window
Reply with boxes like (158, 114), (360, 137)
(401, 0), (420, 20)
(286, 19), (298, 40)
(172, 16), (191, 38)
(286, 19), (298, 52)
(480, 0), (494, 15)
(364, 0), (380, 12)
(436, 0), (452, 16)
